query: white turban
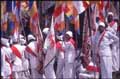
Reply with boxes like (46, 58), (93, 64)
(56, 35), (63, 41)
(66, 31), (73, 37)
(20, 38), (26, 45)
(19, 34), (24, 39)
(98, 22), (105, 27)
(27, 34), (36, 41)
(108, 12), (114, 16)
(42, 28), (49, 35)
(1, 37), (9, 47)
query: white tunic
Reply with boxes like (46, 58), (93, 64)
(99, 31), (119, 56)
(25, 41), (39, 69)
(107, 21), (119, 71)
(63, 41), (76, 78)
(25, 41), (42, 78)
(56, 41), (65, 78)
(99, 31), (119, 78)
(12, 44), (25, 72)
(1, 46), (13, 77)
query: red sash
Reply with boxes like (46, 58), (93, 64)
(1, 46), (12, 79)
(86, 65), (100, 72)
(11, 45), (22, 59)
(56, 42), (64, 52)
(96, 31), (106, 68)
(26, 46), (37, 57)
(70, 38), (76, 48)
(5, 55), (12, 79)
(98, 30), (106, 47)
(109, 21), (115, 27)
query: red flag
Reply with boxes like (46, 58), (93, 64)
(65, 1), (90, 31)
(29, 1), (43, 53)
(1, 1), (8, 32)
(97, 1), (109, 22)
(53, 2), (65, 32)
(44, 16), (56, 66)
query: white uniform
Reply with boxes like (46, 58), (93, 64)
(56, 41), (65, 78)
(63, 40), (76, 78)
(98, 31), (119, 78)
(21, 45), (30, 79)
(25, 41), (42, 79)
(43, 43), (56, 78)
(107, 21), (119, 72)
(1, 46), (13, 79)
(11, 44), (27, 79)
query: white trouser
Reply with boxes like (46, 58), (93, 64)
(23, 70), (30, 79)
(13, 71), (26, 79)
(2, 75), (11, 79)
(63, 52), (75, 78)
(56, 52), (64, 78)
(112, 44), (119, 72)
(100, 56), (112, 78)
(44, 58), (56, 78)
(30, 68), (42, 79)
(63, 63), (75, 78)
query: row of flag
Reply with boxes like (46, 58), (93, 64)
(1, 0), (111, 52)
(1, 1), (116, 67)
(1, 1), (111, 38)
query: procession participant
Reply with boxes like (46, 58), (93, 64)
(25, 34), (42, 79)
(63, 31), (76, 78)
(97, 22), (119, 78)
(1, 37), (13, 79)
(56, 35), (65, 78)
(19, 34), (30, 79)
(106, 12), (119, 72)
(43, 27), (56, 78)
(11, 37), (27, 79)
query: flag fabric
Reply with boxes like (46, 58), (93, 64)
(29, 1), (34, 10)
(96, 1), (110, 22)
(44, 16), (56, 66)
(12, 1), (20, 39)
(1, 1), (8, 33)
(65, 1), (90, 32)
(81, 8), (91, 67)
(20, 1), (29, 11)
(29, 1), (43, 53)
(97, 1), (104, 22)
(73, 1), (90, 32)
(73, 1), (90, 15)
(6, 1), (12, 12)
(1, 1), (21, 39)
(53, 2), (65, 33)
(29, 1), (39, 34)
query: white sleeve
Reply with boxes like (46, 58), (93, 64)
(108, 31), (119, 43)
(112, 22), (118, 32)
(1, 49), (5, 76)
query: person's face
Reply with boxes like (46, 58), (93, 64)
(98, 26), (105, 33)
(107, 15), (113, 23)
(63, 34), (70, 41)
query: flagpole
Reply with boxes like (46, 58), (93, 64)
(19, 11), (27, 42)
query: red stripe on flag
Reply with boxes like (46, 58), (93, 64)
(53, 5), (63, 18)
(54, 21), (65, 32)
(83, 1), (89, 9)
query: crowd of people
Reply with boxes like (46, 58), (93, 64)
(1, 11), (119, 79)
